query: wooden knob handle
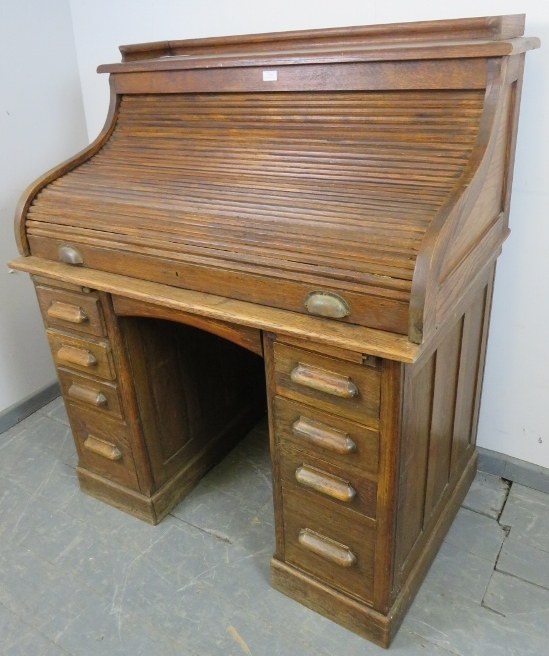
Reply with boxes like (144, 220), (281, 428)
(47, 301), (88, 325)
(68, 383), (107, 408)
(290, 363), (358, 398)
(57, 345), (97, 368)
(292, 416), (357, 455)
(298, 529), (356, 568)
(83, 435), (122, 461)
(295, 465), (356, 502)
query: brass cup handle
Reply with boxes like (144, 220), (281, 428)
(290, 362), (358, 399)
(83, 434), (122, 461)
(292, 416), (357, 455)
(47, 301), (88, 325)
(298, 529), (356, 568)
(295, 465), (356, 503)
(68, 382), (107, 408)
(57, 345), (97, 368)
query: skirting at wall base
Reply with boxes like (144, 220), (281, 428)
(0, 381), (60, 435)
(478, 447), (549, 495)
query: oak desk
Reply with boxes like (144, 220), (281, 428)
(10, 15), (539, 647)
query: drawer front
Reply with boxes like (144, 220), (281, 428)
(47, 330), (115, 380)
(36, 286), (105, 337)
(273, 343), (380, 425)
(283, 483), (375, 603)
(67, 404), (139, 490)
(280, 446), (377, 519)
(58, 368), (122, 418)
(273, 396), (379, 476)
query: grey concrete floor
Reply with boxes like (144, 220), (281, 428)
(1, 398), (548, 655)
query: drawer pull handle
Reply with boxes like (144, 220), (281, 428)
(84, 435), (122, 461)
(57, 345), (97, 368)
(292, 417), (357, 455)
(47, 301), (88, 325)
(68, 383), (107, 408)
(290, 363), (358, 398)
(58, 245), (84, 265)
(298, 529), (356, 568)
(295, 465), (356, 503)
(304, 291), (350, 319)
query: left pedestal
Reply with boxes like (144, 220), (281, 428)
(34, 276), (266, 523)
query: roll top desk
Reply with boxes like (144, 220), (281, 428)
(10, 15), (539, 647)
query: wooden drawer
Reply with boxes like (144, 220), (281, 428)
(47, 329), (115, 380)
(36, 286), (105, 337)
(283, 483), (376, 603)
(58, 368), (122, 418)
(280, 445), (377, 519)
(67, 404), (139, 491)
(273, 343), (380, 425)
(273, 396), (379, 477)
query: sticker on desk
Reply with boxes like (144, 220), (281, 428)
(262, 70), (278, 81)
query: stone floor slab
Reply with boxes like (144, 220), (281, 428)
(421, 541), (495, 604)
(171, 481), (267, 542)
(405, 585), (548, 656)
(462, 471), (509, 519)
(0, 547), (106, 644)
(499, 483), (549, 550)
(0, 601), (69, 656)
(37, 396), (70, 426)
(52, 598), (199, 656)
(496, 533), (549, 589)
(63, 487), (176, 553)
(483, 570), (549, 640)
(444, 507), (506, 564)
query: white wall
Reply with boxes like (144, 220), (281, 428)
(66, 1), (549, 469)
(0, 0), (88, 412)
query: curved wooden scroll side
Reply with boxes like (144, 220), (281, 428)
(409, 58), (510, 345)
(14, 76), (121, 256)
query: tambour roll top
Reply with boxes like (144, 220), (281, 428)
(16, 14), (540, 345)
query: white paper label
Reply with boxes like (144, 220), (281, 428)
(262, 70), (278, 81)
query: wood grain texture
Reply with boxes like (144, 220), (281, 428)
(112, 60), (489, 94)
(46, 330), (114, 380)
(373, 358), (403, 612)
(264, 332), (285, 561)
(282, 482), (376, 603)
(104, 15), (534, 74)
(68, 404), (139, 491)
(274, 342), (381, 426)
(13, 77), (120, 256)
(25, 85), (485, 336)
(36, 285), (105, 337)
(410, 53), (526, 344)
(271, 448), (477, 649)
(113, 294), (263, 356)
(273, 396), (379, 475)
(120, 316), (265, 488)
(394, 282), (490, 594)
(9, 16), (538, 649)
(118, 15), (526, 62)
(10, 256), (419, 363)
(279, 445), (377, 518)
(58, 369), (122, 418)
